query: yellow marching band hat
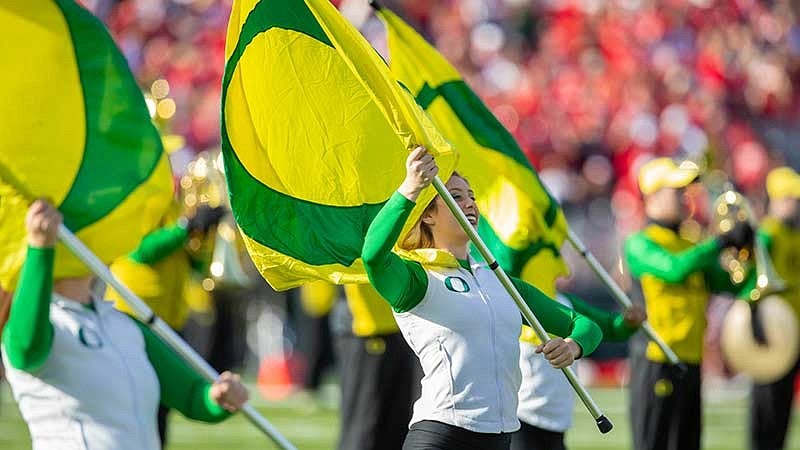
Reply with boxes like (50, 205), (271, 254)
(637, 157), (700, 195)
(766, 166), (800, 200)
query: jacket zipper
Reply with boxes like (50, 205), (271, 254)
(436, 337), (458, 425)
(92, 308), (150, 448)
(467, 268), (506, 430)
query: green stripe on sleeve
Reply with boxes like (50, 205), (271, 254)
(563, 293), (638, 342)
(362, 192), (429, 312)
(133, 319), (230, 423)
(1, 247), (56, 372)
(129, 225), (189, 265)
(510, 277), (603, 356)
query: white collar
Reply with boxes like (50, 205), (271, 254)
(52, 293), (114, 316)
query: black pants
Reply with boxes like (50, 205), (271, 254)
(300, 312), (335, 391)
(749, 358), (800, 450)
(630, 359), (701, 450)
(510, 421), (566, 450)
(207, 289), (249, 372)
(157, 403), (169, 448)
(403, 420), (512, 450)
(336, 332), (419, 450)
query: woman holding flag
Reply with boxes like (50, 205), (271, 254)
(1, 200), (248, 450)
(362, 147), (603, 450)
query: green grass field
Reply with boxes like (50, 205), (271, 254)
(1, 382), (798, 449)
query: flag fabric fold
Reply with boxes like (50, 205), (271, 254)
(0, 0), (173, 288)
(377, 8), (569, 287)
(221, 0), (456, 290)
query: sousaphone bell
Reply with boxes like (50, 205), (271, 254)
(717, 190), (799, 383)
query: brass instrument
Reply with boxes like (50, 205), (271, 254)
(180, 151), (252, 291)
(714, 190), (786, 298)
(715, 190), (799, 383)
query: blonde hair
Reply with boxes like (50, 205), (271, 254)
(399, 172), (466, 251)
(399, 198), (438, 251)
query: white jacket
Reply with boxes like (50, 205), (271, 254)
(2, 294), (161, 450)
(517, 294), (576, 432)
(394, 261), (523, 433)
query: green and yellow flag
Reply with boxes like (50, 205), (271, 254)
(377, 8), (569, 294)
(0, 0), (173, 288)
(222, 0), (456, 290)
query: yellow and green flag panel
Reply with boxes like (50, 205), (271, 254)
(378, 8), (569, 280)
(0, 0), (173, 288)
(222, 0), (456, 291)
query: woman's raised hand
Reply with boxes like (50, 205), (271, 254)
(398, 146), (438, 202)
(26, 200), (62, 248)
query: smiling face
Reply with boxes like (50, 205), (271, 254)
(422, 174), (479, 250)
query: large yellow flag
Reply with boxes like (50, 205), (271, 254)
(222, 0), (456, 290)
(377, 8), (569, 292)
(0, 0), (173, 288)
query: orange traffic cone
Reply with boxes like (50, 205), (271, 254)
(257, 352), (304, 400)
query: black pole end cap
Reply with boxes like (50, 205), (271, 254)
(596, 415), (613, 434)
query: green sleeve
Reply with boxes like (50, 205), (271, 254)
(129, 225), (189, 265)
(562, 293), (638, 342)
(624, 233), (721, 283)
(362, 191), (429, 313)
(1, 247), (55, 372)
(704, 258), (755, 298)
(132, 320), (230, 423)
(510, 278), (603, 357)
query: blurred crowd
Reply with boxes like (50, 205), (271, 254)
(80, 0), (800, 358)
(369, 0), (800, 230)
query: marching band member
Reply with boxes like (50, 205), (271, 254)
(625, 158), (753, 450)
(749, 167), (800, 450)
